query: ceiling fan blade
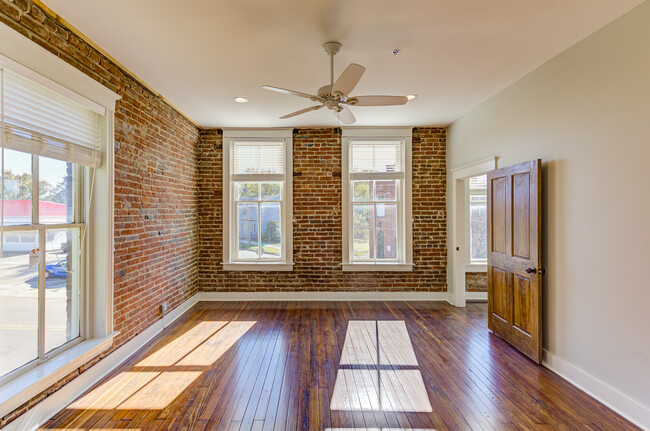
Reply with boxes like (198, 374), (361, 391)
(332, 63), (366, 96)
(279, 104), (323, 119)
(350, 95), (408, 106)
(334, 105), (356, 124)
(263, 85), (317, 100)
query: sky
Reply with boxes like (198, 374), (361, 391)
(1, 148), (67, 186)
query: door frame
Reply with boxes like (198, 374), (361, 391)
(449, 157), (497, 307)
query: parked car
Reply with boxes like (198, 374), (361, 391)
(45, 260), (67, 278)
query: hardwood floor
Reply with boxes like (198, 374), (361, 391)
(42, 302), (640, 430)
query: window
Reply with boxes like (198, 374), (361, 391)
(0, 66), (101, 383)
(467, 174), (487, 264)
(222, 129), (293, 271)
(342, 128), (413, 271)
(0, 36), (118, 417)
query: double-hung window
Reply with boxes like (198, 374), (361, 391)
(342, 128), (413, 271)
(0, 35), (118, 418)
(0, 65), (103, 382)
(222, 129), (293, 271)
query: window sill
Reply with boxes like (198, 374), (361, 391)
(465, 263), (487, 272)
(342, 263), (414, 272)
(222, 262), (294, 272)
(0, 331), (117, 418)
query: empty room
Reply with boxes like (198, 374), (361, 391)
(0, 0), (649, 429)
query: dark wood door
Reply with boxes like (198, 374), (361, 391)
(487, 159), (543, 363)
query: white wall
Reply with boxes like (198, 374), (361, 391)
(447, 1), (650, 427)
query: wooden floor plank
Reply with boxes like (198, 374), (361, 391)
(40, 301), (641, 431)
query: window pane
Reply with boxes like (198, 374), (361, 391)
(237, 183), (259, 201)
(261, 203), (281, 259)
(39, 157), (74, 225)
(2, 149), (32, 226)
(44, 229), (81, 353)
(260, 183), (281, 201)
(0, 231), (39, 377)
(352, 181), (371, 202)
(469, 175), (488, 262)
(374, 180), (396, 201)
(237, 203), (259, 259)
(353, 204), (373, 259)
(376, 204), (398, 259)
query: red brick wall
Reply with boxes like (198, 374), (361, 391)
(0, 1), (200, 426)
(198, 128), (447, 291)
(466, 271), (488, 292)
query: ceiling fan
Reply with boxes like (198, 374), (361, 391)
(263, 41), (409, 124)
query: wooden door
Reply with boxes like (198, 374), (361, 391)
(487, 159), (543, 363)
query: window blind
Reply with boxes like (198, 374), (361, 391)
(1, 68), (102, 167)
(231, 141), (284, 181)
(349, 139), (403, 180)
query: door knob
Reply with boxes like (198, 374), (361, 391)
(525, 267), (537, 274)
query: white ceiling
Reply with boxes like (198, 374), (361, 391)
(42, 0), (644, 128)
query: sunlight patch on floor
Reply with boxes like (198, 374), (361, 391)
(176, 321), (256, 366)
(331, 320), (433, 413)
(136, 320), (229, 366)
(117, 371), (202, 409)
(67, 319), (256, 411)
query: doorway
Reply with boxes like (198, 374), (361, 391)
(449, 157), (496, 307)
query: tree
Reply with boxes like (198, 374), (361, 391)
(261, 222), (281, 244)
(47, 178), (70, 204)
(2, 169), (65, 203)
(2, 170), (32, 200)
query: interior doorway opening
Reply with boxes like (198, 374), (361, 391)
(449, 157), (496, 307)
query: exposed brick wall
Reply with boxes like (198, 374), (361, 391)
(198, 127), (447, 291)
(466, 271), (488, 292)
(0, 1), (200, 426)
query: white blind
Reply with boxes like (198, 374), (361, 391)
(469, 174), (487, 191)
(350, 139), (403, 180)
(1, 68), (102, 167)
(231, 141), (284, 181)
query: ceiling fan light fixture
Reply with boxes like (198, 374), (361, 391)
(407, 94), (417, 100)
(263, 42), (410, 124)
(233, 96), (248, 103)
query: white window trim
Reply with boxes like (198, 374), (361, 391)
(341, 127), (413, 272)
(0, 22), (120, 418)
(222, 128), (293, 271)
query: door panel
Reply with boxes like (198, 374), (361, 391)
(491, 177), (508, 254)
(487, 159), (543, 363)
(512, 173), (531, 259)
(513, 275), (531, 335)
(491, 267), (509, 323)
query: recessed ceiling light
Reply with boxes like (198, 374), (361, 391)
(233, 96), (248, 103)
(406, 94), (417, 100)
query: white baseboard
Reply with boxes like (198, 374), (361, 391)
(543, 350), (650, 430)
(197, 290), (451, 302)
(465, 291), (487, 301)
(5, 293), (199, 431)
